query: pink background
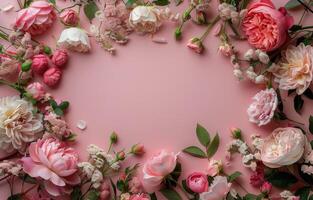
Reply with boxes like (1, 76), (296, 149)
(0, 0), (313, 199)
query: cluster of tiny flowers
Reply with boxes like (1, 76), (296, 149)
(230, 55), (244, 80)
(218, 3), (246, 24)
(0, 160), (22, 176)
(280, 190), (300, 200)
(301, 151), (313, 175)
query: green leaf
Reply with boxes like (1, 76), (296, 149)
(86, 189), (100, 200)
(265, 171), (298, 188)
(227, 171), (242, 182)
(150, 193), (158, 200)
(304, 88), (313, 99)
(289, 25), (302, 32)
(309, 116), (313, 134)
(116, 180), (126, 192)
(48, 0), (56, 5)
(243, 194), (258, 200)
(196, 123), (210, 147)
(7, 194), (22, 200)
(207, 133), (220, 158)
(70, 186), (82, 200)
(126, 0), (136, 6)
(295, 187), (310, 200)
(84, 2), (99, 21)
(59, 101), (70, 110)
(49, 99), (58, 109)
(19, 174), (37, 184)
(152, 0), (170, 6)
(294, 95), (304, 114)
(285, 0), (301, 9)
(160, 188), (182, 200)
(183, 146), (207, 158)
(54, 107), (64, 116)
(276, 89), (284, 112)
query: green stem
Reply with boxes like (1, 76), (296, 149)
(200, 16), (220, 41)
(177, 4), (196, 32)
(227, 20), (241, 38)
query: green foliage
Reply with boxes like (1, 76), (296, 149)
(295, 187), (310, 200)
(84, 1), (99, 21)
(294, 95), (304, 114)
(207, 134), (220, 158)
(70, 186), (82, 200)
(265, 171), (298, 188)
(152, 0), (170, 6)
(183, 146), (207, 158)
(196, 123), (210, 147)
(49, 99), (70, 116)
(227, 171), (242, 182)
(160, 188), (182, 200)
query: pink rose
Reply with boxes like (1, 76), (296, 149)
(247, 88), (278, 126)
(21, 137), (80, 196)
(59, 9), (79, 26)
(200, 176), (231, 200)
(142, 150), (178, 190)
(26, 82), (46, 100)
(32, 54), (49, 75)
(129, 194), (150, 200)
(242, 0), (293, 52)
(15, 1), (56, 35)
(186, 172), (208, 193)
(51, 49), (68, 67)
(260, 181), (272, 194)
(187, 38), (204, 54)
(43, 67), (62, 87)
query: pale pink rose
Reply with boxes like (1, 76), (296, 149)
(207, 159), (222, 176)
(269, 43), (313, 95)
(15, 1), (56, 35)
(261, 127), (307, 168)
(21, 137), (80, 196)
(26, 82), (46, 100)
(142, 150), (178, 190)
(187, 172), (208, 193)
(242, 0), (293, 52)
(247, 88), (278, 126)
(43, 67), (62, 87)
(200, 176), (231, 200)
(51, 49), (68, 67)
(59, 9), (79, 26)
(0, 54), (20, 82)
(32, 54), (49, 75)
(129, 194), (150, 200)
(187, 38), (204, 54)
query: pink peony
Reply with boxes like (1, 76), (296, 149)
(242, 0), (293, 52)
(129, 194), (150, 200)
(32, 54), (49, 75)
(26, 82), (46, 100)
(142, 150), (178, 190)
(51, 49), (68, 67)
(186, 172), (208, 193)
(200, 176), (231, 200)
(21, 137), (80, 196)
(247, 88), (278, 126)
(15, 1), (56, 35)
(43, 67), (62, 87)
(59, 9), (79, 26)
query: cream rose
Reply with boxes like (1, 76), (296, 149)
(57, 27), (91, 53)
(261, 127), (307, 168)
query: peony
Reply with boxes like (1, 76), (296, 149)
(0, 96), (43, 152)
(51, 49), (68, 67)
(242, 0), (293, 52)
(261, 127), (307, 168)
(59, 9), (79, 26)
(0, 54), (20, 82)
(247, 88), (278, 126)
(57, 27), (91, 53)
(15, 1), (56, 35)
(269, 43), (313, 95)
(22, 137), (80, 196)
(26, 82), (46, 100)
(142, 150), (178, 190)
(200, 176), (231, 200)
(187, 172), (208, 193)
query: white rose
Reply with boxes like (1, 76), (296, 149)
(129, 6), (161, 33)
(57, 27), (90, 53)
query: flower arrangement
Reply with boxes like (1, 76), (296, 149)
(0, 0), (313, 199)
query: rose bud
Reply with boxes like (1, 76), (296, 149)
(43, 67), (62, 87)
(32, 54), (49, 75)
(59, 9), (79, 26)
(116, 151), (126, 161)
(260, 182), (272, 195)
(196, 11), (207, 25)
(186, 172), (208, 193)
(187, 37), (204, 54)
(230, 128), (242, 139)
(110, 132), (118, 144)
(52, 49), (68, 67)
(130, 144), (145, 156)
(26, 82), (46, 100)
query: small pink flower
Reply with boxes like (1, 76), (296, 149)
(51, 49), (68, 67)
(15, 1), (56, 35)
(260, 181), (272, 194)
(242, 0), (293, 52)
(218, 43), (234, 57)
(131, 144), (145, 155)
(21, 137), (80, 196)
(200, 176), (231, 200)
(250, 167), (264, 187)
(142, 150), (178, 191)
(187, 172), (208, 193)
(43, 67), (62, 87)
(187, 38), (204, 54)
(32, 54), (49, 75)
(59, 9), (79, 26)
(129, 193), (150, 200)
(247, 88), (278, 126)
(26, 82), (46, 100)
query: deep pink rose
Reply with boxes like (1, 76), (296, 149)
(242, 0), (293, 52)
(43, 67), (62, 87)
(59, 9), (79, 26)
(129, 194), (150, 200)
(51, 49), (68, 67)
(187, 172), (208, 193)
(26, 82), (46, 100)
(21, 137), (80, 196)
(15, 1), (56, 35)
(32, 54), (49, 75)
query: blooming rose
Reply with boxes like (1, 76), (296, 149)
(43, 67), (62, 87)
(15, 1), (56, 35)
(187, 172), (208, 193)
(57, 27), (91, 53)
(261, 127), (307, 168)
(59, 9), (79, 26)
(242, 0), (293, 51)
(26, 82), (46, 100)
(200, 176), (231, 200)
(269, 43), (313, 95)
(247, 88), (278, 126)
(51, 49), (68, 67)
(142, 150), (178, 190)
(22, 137), (80, 196)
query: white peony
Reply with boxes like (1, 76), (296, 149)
(0, 96), (43, 152)
(57, 27), (91, 53)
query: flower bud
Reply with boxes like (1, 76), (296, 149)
(260, 182), (272, 195)
(182, 11), (191, 22)
(131, 144), (145, 156)
(187, 37), (204, 54)
(21, 60), (32, 72)
(110, 132), (118, 144)
(231, 127), (242, 139)
(196, 11), (207, 25)
(44, 46), (52, 55)
(116, 151), (125, 161)
(175, 28), (182, 40)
